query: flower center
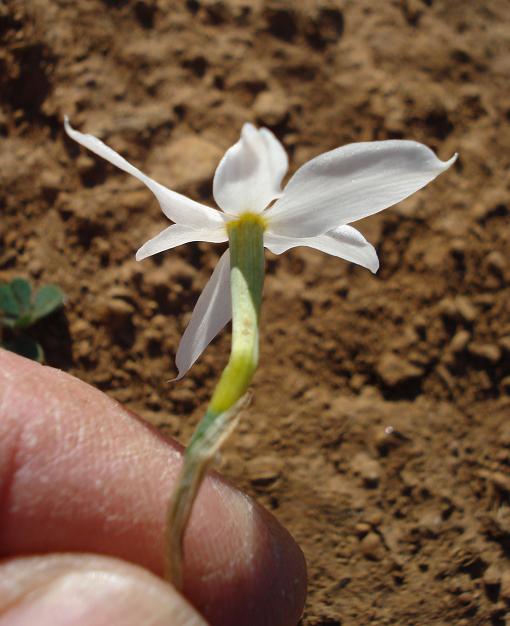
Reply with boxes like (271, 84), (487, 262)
(226, 211), (267, 234)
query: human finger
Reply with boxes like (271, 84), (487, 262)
(0, 553), (207, 626)
(0, 349), (306, 626)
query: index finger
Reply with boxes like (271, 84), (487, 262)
(0, 349), (306, 626)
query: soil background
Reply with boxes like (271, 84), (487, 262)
(1, 0), (510, 624)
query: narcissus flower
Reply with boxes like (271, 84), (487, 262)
(66, 116), (456, 586)
(65, 119), (456, 379)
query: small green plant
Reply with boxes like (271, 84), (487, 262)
(0, 277), (65, 362)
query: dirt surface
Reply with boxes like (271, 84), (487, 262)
(1, 0), (510, 624)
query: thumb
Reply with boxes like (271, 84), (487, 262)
(0, 554), (208, 626)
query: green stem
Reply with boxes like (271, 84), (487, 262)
(165, 214), (265, 587)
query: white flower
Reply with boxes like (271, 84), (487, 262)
(65, 119), (456, 379)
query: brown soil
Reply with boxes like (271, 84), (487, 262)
(1, 0), (510, 624)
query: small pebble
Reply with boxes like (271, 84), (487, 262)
(76, 153), (96, 175)
(417, 510), (442, 536)
(454, 296), (478, 323)
(246, 455), (283, 486)
(72, 319), (89, 335)
(97, 297), (134, 323)
(468, 342), (501, 363)
(376, 353), (423, 387)
(450, 330), (470, 353)
(145, 267), (171, 295)
(351, 452), (381, 488)
(253, 90), (289, 125)
(40, 170), (62, 193)
(458, 592), (473, 605)
(483, 562), (501, 587)
(359, 532), (384, 560)
(354, 522), (371, 537)
(28, 259), (43, 277)
(438, 297), (457, 318)
(486, 250), (506, 274)
(365, 511), (383, 526)
(498, 336), (510, 353)
(75, 339), (90, 359)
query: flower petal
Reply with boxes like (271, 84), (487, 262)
(136, 224), (227, 261)
(213, 123), (288, 215)
(64, 117), (223, 229)
(174, 249), (231, 380)
(266, 140), (457, 237)
(264, 225), (379, 273)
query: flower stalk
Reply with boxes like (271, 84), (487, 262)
(165, 214), (266, 588)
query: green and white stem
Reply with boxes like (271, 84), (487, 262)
(165, 214), (265, 588)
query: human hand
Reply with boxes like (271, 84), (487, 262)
(0, 349), (306, 626)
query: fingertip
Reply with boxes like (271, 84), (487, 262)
(0, 554), (208, 626)
(185, 478), (307, 626)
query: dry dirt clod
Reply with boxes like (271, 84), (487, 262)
(483, 562), (502, 587)
(253, 90), (289, 125)
(351, 452), (381, 488)
(438, 297), (458, 319)
(376, 353), (424, 388)
(417, 510), (443, 536)
(454, 296), (478, 324)
(76, 153), (96, 176)
(359, 532), (385, 561)
(486, 250), (506, 274)
(354, 522), (371, 537)
(246, 455), (283, 487)
(96, 297), (135, 326)
(450, 329), (471, 354)
(71, 319), (90, 336)
(40, 169), (62, 194)
(148, 135), (223, 193)
(468, 342), (501, 364)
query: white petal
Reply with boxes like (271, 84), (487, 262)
(64, 117), (223, 230)
(174, 249), (231, 380)
(264, 225), (379, 273)
(136, 224), (227, 261)
(213, 123), (288, 215)
(266, 140), (457, 237)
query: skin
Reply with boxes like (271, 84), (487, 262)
(0, 349), (307, 626)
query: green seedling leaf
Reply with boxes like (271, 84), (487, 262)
(11, 278), (32, 315)
(10, 278), (32, 315)
(0, 283), (20, 318)
(10, 278), (34, 328)
(32, 285), (65, 322)
(1, 335), (44, 362)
